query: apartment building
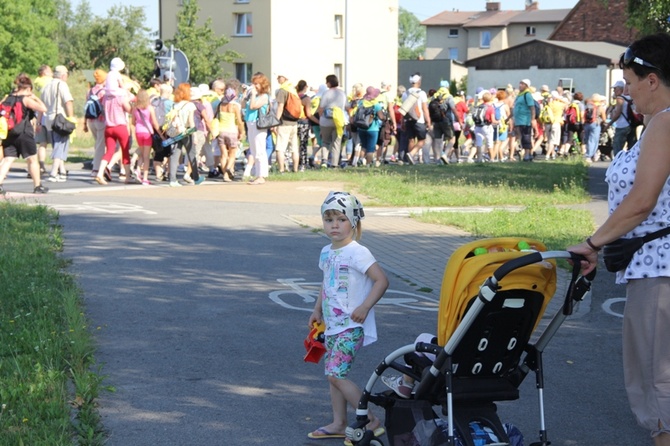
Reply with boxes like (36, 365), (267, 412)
(422, 1), (569, 62)
(159, 0), (398, 92)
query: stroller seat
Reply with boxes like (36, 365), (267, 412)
(347, 238), (594, 446)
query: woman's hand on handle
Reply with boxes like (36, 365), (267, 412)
(567, 241), (599, 275)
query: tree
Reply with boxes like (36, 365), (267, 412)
(167, 0), (240, 85)
(627, 0), (670, 35)
(56, 1), (154, 82)
(86, 5), (155, 81)
(398, 7), (426, 60)
(0, 0), (59, 93)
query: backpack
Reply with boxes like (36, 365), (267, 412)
(84, 90), (103, 120)
(428, 97), (452, 123)
(151, 97), (168, 127)
(521, 91), (541, 120)
(494, 103), (507, 132)
(282, 91), (302, 121)
(584, 104), (597, 124)
(539, 102), (553, 124)
(163, 103), (187, 138)
(352, 102), (376, 130)
(400, 91), (421, 122)
(622, 96), (644, 128)
(564, 102), (581, 126)
(0, 95), (27, 137)
(472, 103), (491, 126)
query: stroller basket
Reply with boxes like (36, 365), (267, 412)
(346, 238), (594, 446)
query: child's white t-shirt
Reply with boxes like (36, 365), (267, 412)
(319, 241), (378, 346)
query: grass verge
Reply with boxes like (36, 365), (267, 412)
(0, 202), (107, 445)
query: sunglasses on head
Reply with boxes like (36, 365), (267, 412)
(622, 47), (660, 71)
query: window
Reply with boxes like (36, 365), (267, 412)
(234, 13), (252, 36)
(526, 26), (536, 36)
(448, 48), (459, 60)
(235, 63), (253, 84)
(480, 31), (491, 48)
(334, 64), (343, 82)
(449, 28), (459, 38)
(334, 15), (343, 38)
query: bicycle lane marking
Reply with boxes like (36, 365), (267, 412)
(269, 278), (439, 312)
(49, 202), (157, 215)
(602, 297), (626, 318)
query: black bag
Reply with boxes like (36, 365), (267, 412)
(51, 82), (76, 136)
(603, 227), (670, 272)
(256, 102), (280, 129)
(52, 113), (76, 136)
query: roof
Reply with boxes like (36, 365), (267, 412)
(422, 8), (570, 28)
(545, 40), (626, 64)
(465, 39), (626, 66)
(508, 9), (571, 24)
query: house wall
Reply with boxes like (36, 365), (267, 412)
(159, 0), (398, 93)
(425, 27), (468, 61)
(467, 64), (615, 97)
(549, 0), (636, 46)
(465, 28), (506, 60)
(398, 60), (467, 92)
(506, 23), (556, 47)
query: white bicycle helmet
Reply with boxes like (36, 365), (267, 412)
(321, 191), (365, 228)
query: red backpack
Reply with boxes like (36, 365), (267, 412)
(0, 95), (26, 136)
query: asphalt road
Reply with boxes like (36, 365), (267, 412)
(0, 163), (648, 446)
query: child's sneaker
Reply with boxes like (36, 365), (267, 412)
(381, 375), (413, 399)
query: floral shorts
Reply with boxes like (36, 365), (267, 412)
(324, 327), (364, 379)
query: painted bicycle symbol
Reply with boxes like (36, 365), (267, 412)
(602, 297), (626, 318)
(269, 278), (439, 312)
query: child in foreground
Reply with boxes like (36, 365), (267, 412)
(308, 191), (389, 441)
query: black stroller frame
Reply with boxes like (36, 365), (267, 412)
(345, 251), (594, 446)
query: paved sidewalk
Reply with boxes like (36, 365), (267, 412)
(284, 162), (610, 321)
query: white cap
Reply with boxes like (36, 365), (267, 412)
(520, 78), (531, 87)
(409, 74), (421, 84)
(613, 80), (625, 89)
(110, 57), (125, 72)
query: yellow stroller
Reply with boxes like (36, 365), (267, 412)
(345, 237), (594, 446)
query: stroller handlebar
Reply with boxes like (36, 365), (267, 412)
(492, 250), (591, 282)
(415, 342), (442, 356)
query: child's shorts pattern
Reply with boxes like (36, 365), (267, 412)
(324, 327), (364, 379)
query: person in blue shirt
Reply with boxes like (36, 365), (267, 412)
(511, 79), (537, 161)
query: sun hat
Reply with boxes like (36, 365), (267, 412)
(190, 86), (202, 100)
(364, 86), (380, 101)
(520, 78), (531, 87)
(110, 57), (125, 72)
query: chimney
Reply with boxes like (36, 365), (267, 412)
(525, 1), (539, 10)
(486, 2), (500, 11)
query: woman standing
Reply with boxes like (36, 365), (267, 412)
(241, 72), (271, 185)
(83, 69), (107, 178)
(355, 86), (385, 166)
(95, 77), (133, 185)
(167, 83), (202, 187)
(569, 32), (670, 446)
(0, 73), (49, 194)
(296, 80), (313, 171)
(216, 87), (245, 182)
(131, 89), (161, 185)
(582, 93), (607, 163)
